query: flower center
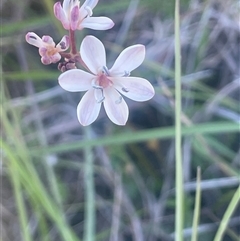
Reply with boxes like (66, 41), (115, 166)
(46, 46), (58, 56)
(92, 66), (113, 103)
(98, 73), (111, 88)
(94, 66), (112, 88)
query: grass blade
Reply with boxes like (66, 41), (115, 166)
(191, 167), (201, 241)
(174, 0), (184, 240)
(83, 127), (96, 241)
(213, 185), (240, 241)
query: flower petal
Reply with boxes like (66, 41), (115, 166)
(54, 2), (69, 29)
(77, 89), (101, 126)
(109, 45), (145, 76)
(39, 47), (47, 56)
(80, 17), (114, 30)
(110, 77), (155, 101)
(82, 0), (99, 10)
(58, 69), (93, 92)
(25, 32), (43, 48)
(51, 53), (62, 63)
(79, 0), (99, 19)
(80, 35), (106, 74)
(62, 0), (71, 13)
(71, 5), (80, 30)
(41, 56), (51, 65)
(103, 87), (129, 125)
(42, 35), (55, 46)
(63, 0), (78, 13)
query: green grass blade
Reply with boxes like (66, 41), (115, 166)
(30, 121), (240, 155)
(191, 167), (201, 241)
(213, 185), (240, 241)
(8, 150), (32, 241)
(83, 127), (96, 241)
(174, 0), (184, 240)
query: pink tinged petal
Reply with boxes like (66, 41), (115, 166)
(63, 0), (79, 13)
(109, 45), (145, 76)
(51, 53), (61, 63)
(58, 69), (93, 92)
(80, 35), (106, 74)
(54, 2), (69, 29)
(56, 35), (70, 51)
(41, 56), (51, 65)
(42, 35), (55, 46)
(70, 5), (80, 30)
(39, 47), (47, 56)
(25, 32), (43, 48)
(110, 77), (155, 101)
(80, 17), (114, 30)
(103, 88), (129, 125)
(77, 89), (102, 126)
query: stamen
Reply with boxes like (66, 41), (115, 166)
(92, 83), (103, 90)
(115, 96), (123, 104)
(85, 6), (93, 17)
(102, 66), (110, 76)
(97, 96), (105, 103)
(92, 79), (105, 103)
(123, 70), (130, 77)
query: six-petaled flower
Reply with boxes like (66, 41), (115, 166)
(58, 35), (155, 126)
(54, 0), (114, 30)
(26, 0), (155, 126)
(25, 32), (69, 65)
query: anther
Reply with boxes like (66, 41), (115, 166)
(115, 96), (123, 104)
(123, 70), (130, 77)
(60, 41), (66, 49)
(97, 96), (105, 103)
(122, 87), (129, 92)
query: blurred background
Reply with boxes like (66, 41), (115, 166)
(1, 0), (240, 240)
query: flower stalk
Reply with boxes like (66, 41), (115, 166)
(69, 29), (77, 55)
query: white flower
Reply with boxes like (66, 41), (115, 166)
(54, 0), (114, 31)
(25, 32), (69, 65)
(58, 35), (155, 126)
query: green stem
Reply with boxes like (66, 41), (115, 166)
(213, 185), (240, 241)
(174, 0), (184, 240)
(84, 126), (95, 241)
(9, 161), (32, 241)
(191, 167), (201, 241)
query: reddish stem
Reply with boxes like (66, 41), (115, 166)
(69, 29), (77, 55)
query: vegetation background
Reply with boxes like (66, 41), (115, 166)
(1, 0), (240, 241)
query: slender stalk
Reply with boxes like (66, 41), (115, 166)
(174, 0), (184, 240)
(213, 185), (240, 241)
(83, 126), (95, 241)
(69, 29), (77, 55)
(191, 167), (201, 241)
